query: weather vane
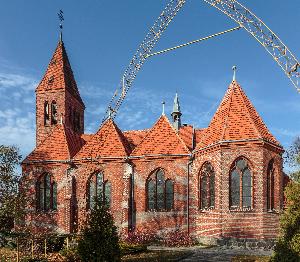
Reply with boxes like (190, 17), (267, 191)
(58, 10), (64, 41)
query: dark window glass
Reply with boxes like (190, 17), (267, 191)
(39, 179), (45, 210)
(52, 182), (57, 210)
(147, 180), (155, 210)
(165, 180), (174, 210)
(51, 101), (58, 125)
(88, 172), (111, 209)
(104, 181), (111, 207)
(146, 169), (174, 212)
(230, 169), (240, 207)
(242, 168), (252, 207)
(230, 158), (252, 209)
(267, 160), (275, 210)
(209, 173), (215, 207)
(37, 173), (57, 211)
(200, 175), (207, 209)
(45, 174), (51, 210)
(89, 179), (96, 209)
(44, 102), (50, 125)
(199, 163), (215, 209)
(156, 170), (165, 210)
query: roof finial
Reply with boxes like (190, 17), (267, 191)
(58, 10), (64, 42)
(232, 65), (237, 81)
(162, 101), (165, 116)
(108, 106), (113, 119)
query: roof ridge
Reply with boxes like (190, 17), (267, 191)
(221, 82), (235, 140)
(131, 115), (190, 156)
(236, 83), (263, 139)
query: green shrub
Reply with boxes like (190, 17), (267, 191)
(77, 199), (120, 262)
(272, 145), (300, 262)
(46, 235), (66, 252)
(60, 247), (80, 262)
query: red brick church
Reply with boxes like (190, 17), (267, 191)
(22, 36), (285, 246)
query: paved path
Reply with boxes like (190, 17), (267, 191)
(180, 247), (272, 262)
(148, 246), (273, 262)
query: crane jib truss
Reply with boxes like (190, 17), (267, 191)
(102, 0), (300, 123)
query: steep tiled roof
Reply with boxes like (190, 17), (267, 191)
(75, 119), (131, 159)
(24, 124), (85, 162)
(36, 40), (84, 106)
(123, 129), (149, 151)
(196, 81), (280, 149)
(131, 116), (190, 156)
(178, 125), (206, 150)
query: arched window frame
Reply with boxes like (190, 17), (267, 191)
(36, 173), (57, 212)
(146, 169), (174, 212)
(87, 171), (111, 209)
(51, 101), (58, 125)
(229, 157), (253, 209)
(267, 159), (275, 211)
(199, 162), (215, 210)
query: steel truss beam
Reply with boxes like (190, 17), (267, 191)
(102, 0), (300, 123)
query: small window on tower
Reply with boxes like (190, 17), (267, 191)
(51, 101), (58, 125)
(48, 76), (54, 85)
(44, 101), (50, 125)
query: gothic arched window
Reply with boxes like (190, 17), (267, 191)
(146, 169), (174, 211)
(36, 173), (57, 211)
(51, 101), (58, 125)
(199, 162), (215, 209)
(44, 101), (50, 125)
(88, 172), (111, 209)
(230, 158), (252, 208)
(267, 159), (275, 210)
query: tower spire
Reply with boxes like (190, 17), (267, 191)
(171, 92), (182, 131)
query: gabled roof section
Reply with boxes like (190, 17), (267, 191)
(24, 124), (85, 162)
(196, 81), (280, 149)
(131, 115), (190, 156)
(36, 40), (84, 106)
(123, 129), (149, 151)
(75, 119), (131, 159)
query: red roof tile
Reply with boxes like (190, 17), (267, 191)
(24, 124), (85, 162)
(178, 125), (206, 150)
(196, 81), (280, 149)
(131, 116), (190, 156)
(75, 119), (131, 159)
(123, 129), (149, 151)
(36, 40), (84, 106)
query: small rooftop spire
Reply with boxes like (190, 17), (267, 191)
(232, 65), (237, 81)
(58, 10), (64, 42)
(162, 101), (165, 116)
(171, 92), (182, 131)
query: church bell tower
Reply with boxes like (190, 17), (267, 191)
(35, 35), (85, 146)
(171, 93), (182, 131)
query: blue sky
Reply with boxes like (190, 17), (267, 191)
(0, 1), (299, 172)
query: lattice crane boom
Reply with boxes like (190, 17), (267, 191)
(103, 0), (300, 123)
(102, 0), (186, 123)
(203, 0), (300, 92)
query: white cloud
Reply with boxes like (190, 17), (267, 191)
(0, 71), (37, 158)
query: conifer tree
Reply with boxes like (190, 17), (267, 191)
(77, 198), (120, 262)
